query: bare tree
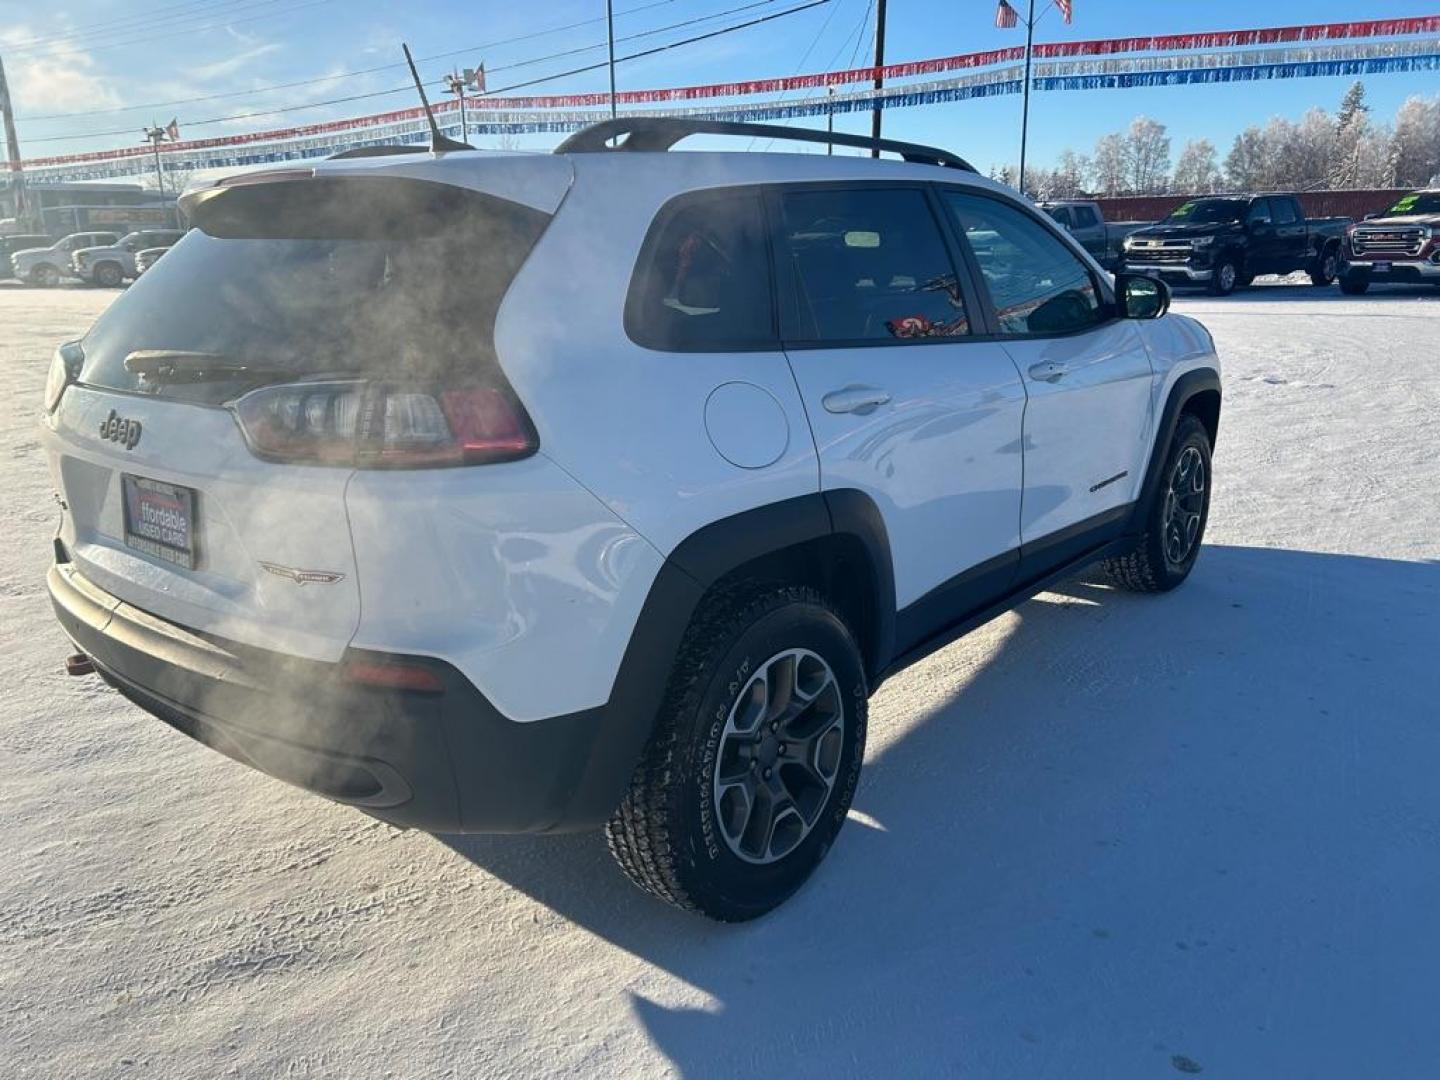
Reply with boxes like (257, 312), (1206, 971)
(1124, 116), (1171, 194)
(1224, 126), (1272, 189)
(1171, 139), (1221, 193)
(1050, 148), (1092, 198)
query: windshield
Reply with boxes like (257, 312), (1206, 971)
(1165, 199), (1246, 225)
(80, 183), (551, 404)
(1378, 192), (1440, 217)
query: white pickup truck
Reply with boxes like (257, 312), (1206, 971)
(10, 231), (120, 286)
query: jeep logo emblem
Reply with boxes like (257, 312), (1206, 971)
(99, 409), (143, 450)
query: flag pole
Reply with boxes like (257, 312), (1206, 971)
(1018, 0), (1036, 194)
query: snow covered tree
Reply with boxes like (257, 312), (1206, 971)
(1124, 116), (1171, 194)
(1092, 132), (1127, 195)
(1328, 81), (1372, 188)
(1391, 95), (1440, 187)
(1171, 139), (1221, 193)
(1224, 126), (1271, 190)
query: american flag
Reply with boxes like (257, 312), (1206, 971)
(1056, 0), (1073, 24)
(994, 0), (1019, 28)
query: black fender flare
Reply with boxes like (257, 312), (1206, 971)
(552, 490), (895, 831)
(1128, 367), (1222, 534)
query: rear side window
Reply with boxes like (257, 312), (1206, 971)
(79, 177), (552, 404)
(942, 191), (1105, 337)
(1272, 198), (1299, 225)
(626, 191), (774, 351)
(1073, 205), (1099, 229)
(777, 187), (971, 342)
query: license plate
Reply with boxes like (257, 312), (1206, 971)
(122, 475), (198, 569)
(1373, 262), (1392, 273)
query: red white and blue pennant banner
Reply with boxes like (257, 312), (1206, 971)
(14, 14), (1440, 179)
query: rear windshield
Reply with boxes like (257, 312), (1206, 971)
(1164, 199), (1245, 224)
(79, 178), (551, 403)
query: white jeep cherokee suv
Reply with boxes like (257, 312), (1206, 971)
(42, 119), (1220, 921)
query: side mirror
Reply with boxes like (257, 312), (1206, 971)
(1364, 212), (1379, 221)
(1115, 273), (1170, 320)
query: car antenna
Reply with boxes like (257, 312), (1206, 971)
(402, 43), (472, 152)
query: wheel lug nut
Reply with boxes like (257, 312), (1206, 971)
(778, 743), (787, 753)
(763, 768), (772, 779)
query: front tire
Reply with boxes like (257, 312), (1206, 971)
(28, 264), (60, 287)
(606, 584), (867, 921)
(93, 262), (124, 288)
(1208, 257), (1240, 296)
(1103, 415), (1212, 593)
(1309, 247), (1339, 286)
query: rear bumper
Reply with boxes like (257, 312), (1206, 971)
(48, 561), (627, 834)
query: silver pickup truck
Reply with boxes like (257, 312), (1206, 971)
(71, 229), (186, 287)
(1039, 200), (1152, 271)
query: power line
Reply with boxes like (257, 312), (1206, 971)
(17, 0), (684, 122)
(22, 0), (830, 146)
(5, 0), (335, 62)
(5, 0), (311, 56)
(7, 0), (282, 50)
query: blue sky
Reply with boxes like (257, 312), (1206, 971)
(4, 0), (1438, 173)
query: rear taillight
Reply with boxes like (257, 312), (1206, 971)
(44, 341), (84, 414)
(231, 380), (537, 467)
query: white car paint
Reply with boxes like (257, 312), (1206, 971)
(44, 143), (1219, 728)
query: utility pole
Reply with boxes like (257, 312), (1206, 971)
(606, 0), (618, 119)
(1018, 0), (1037, 193)
(0, 52), (27, 226)
(142, 125), (168, 198)
(827, 87), (834, 154)
(444, 71), (468, 143)
(869, 0), (887, 156)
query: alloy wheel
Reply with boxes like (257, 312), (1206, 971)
(1163, 446), (1206, 566)
(712, 648), (846, 865)
(1218, 262), (1237, 292)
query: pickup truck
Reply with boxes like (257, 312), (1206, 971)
(1, 233), (54, 280)
(1039, 199), (1151, 270)
(71, 229), (186, 287)
(1339, 188), (1440, 294)
(10, 231), (121, 287)
(1120, 194), (1350, 295)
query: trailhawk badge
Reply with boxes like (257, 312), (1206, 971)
(259, 562), (346, 586)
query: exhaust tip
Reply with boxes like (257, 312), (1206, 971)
(65, 653), (95, 677)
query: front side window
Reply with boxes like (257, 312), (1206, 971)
(627, 191), (774, 351)
(1272, 199), (1299, 225)
(778, 187), (970, 342)
(1246, 199), (1273, 225)
(942, 192), (1105, 337)
(1073, 206), (1099, 229)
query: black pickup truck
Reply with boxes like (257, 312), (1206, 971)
(1120, 194), (1350, 295)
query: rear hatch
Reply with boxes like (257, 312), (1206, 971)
(43, 158), (570, 661)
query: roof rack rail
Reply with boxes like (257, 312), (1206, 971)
(555, 118), (976, 172)
(328, 144), (427, 160)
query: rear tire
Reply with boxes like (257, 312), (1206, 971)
(1208, 258), (1240, 296)
(1309, 247), (1339, 286)
(1103, 415), (1212, 593)
(1339, 275), (1370, 295)
(606, 584), (867, 921)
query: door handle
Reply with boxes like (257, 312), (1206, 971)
(822, 385), (891, 415)
(1028, 361), (1068, 382)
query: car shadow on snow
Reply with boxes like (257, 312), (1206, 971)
(440, 545), (1440, 1078)
(1175, 281), (1440, 304)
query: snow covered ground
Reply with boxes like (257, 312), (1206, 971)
(2, 281), (1438, 1079)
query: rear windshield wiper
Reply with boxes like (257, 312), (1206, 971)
(124, 350), (294, 385)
